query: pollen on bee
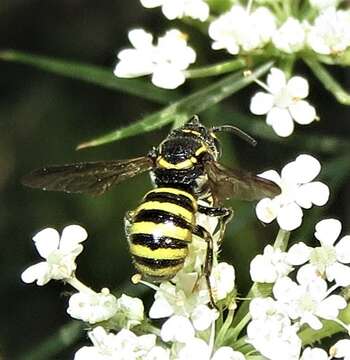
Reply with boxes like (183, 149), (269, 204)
(131, 273), (142, 284)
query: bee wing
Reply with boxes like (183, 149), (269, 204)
(205, 161), (280, 203)
(22, 156), (154, 195)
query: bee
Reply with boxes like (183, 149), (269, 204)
(22, 115), (279, 305)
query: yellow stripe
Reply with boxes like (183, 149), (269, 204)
(157, 156), (197, 170)
(181, 129), (201, 137)
(135, 201), (194, 223)
(130, 222), (192, 242)
(147, 187), (195, 203)
(135, 263), (183, 278)
(195, 144), (207, 156)
(130, 244), (188, 259)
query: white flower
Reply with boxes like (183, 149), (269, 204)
(307, 8), (350, 55)
(256, 154), (329, 231)
(21, 225), (87, 286)
(309, 0), (340, 10)
(74, 326), (163, 360)
(149, 280), (218, 334)
(115, 294), (144, 328)
(273, 276), (346, 330)
(114, 28), (196, 89)
(175, 339), (245, 360)
(209, 262), (236, 300)
(140, 0), (209, 21)
(272, 18), (306, 53)
(247, 297), (301, 360)
(330, 339), (350, 360)
(175, 338), (209, 360)
(250, 245), (293, 283)
(211, 347), (245, 360)
(287, 218), (350, 286)
(300, 347), (328, 360)
(208, 5), (276, 55)
(67, 288), (118, 324)
(161, 315), (195, 343)
(250, 68), (317, 137)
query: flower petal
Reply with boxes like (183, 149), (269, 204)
(296, 264), (320, 284)
(149, 297), (174, 319)
(315, 218), (342, 246)
(160, 315), (195, 343)
(60, 225), (88, 252)
(317, 295), (346, 319)
(212, 347), (245, 360)
(296, 182), (329, 209)
(191, 304), (218, 331)
(277, 203), (303, 231)
(335, 235), (350, 263)
(128, 28), (154, 49)
(287, 243), (312, 265)
(258, 170), (282, 186)
(267, 107), (294, 137)
(21, 262), (51, 286)
(33, 228), (60, 259)
(289, 100), (316, 125)
(287, 76), (309, 99)
(267, 68), (287, 94)
(326, 262), (350, 286)
(292, 154), (321, 184)
(250, 92), (274, 115)
(255, 198), (279, 223)
(151, 64), (185, 89)
(139, 0), (163, 8)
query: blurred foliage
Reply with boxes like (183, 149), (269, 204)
(1, 1), (349, 359)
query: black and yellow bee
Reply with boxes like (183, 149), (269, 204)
(22, 116), (279, 305)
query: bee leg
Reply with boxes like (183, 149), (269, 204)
(197, 205), (233, 241)
(193, 224), (218, 310)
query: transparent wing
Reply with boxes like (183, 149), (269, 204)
(22, 156), (153, 195)
(205, 161), (280, 203)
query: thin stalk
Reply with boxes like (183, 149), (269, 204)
(215, 309), (235, 347)
(273, 229), (290, 251)
(303, 56), (350, 105)
(232, 229), (290, 327)
(77, 61), (273, 149)
(185, 58), (246, 78)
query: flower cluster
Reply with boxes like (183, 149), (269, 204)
(250, 67), (317, 137)
(140, 0), (209, 22)
(208, 5), (276, 55)
(256, 154), (329, 231)
(248, 217), (350, 359)
(114, 28), (196, 89)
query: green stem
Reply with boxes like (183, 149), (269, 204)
(232, 229), (290, 327)
(215, 309), (235, 347)
(185, 58), (247, 78)
(66, 276), (96, 295)
(227, 312), (251, 342)
(303, 56), (350, 105)
(77, 61), (273, 149)
(273, 229), (290, 251)
(0, 50), (177, 105)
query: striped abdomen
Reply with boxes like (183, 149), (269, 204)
(127, 187), (197, 281)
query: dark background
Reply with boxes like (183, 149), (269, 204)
(1, 1), (349, 359)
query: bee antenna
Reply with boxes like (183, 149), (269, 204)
(211, 125), (257, 147)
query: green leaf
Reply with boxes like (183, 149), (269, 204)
(0, 50), (178, 104)
(77, 61), (273, 149)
